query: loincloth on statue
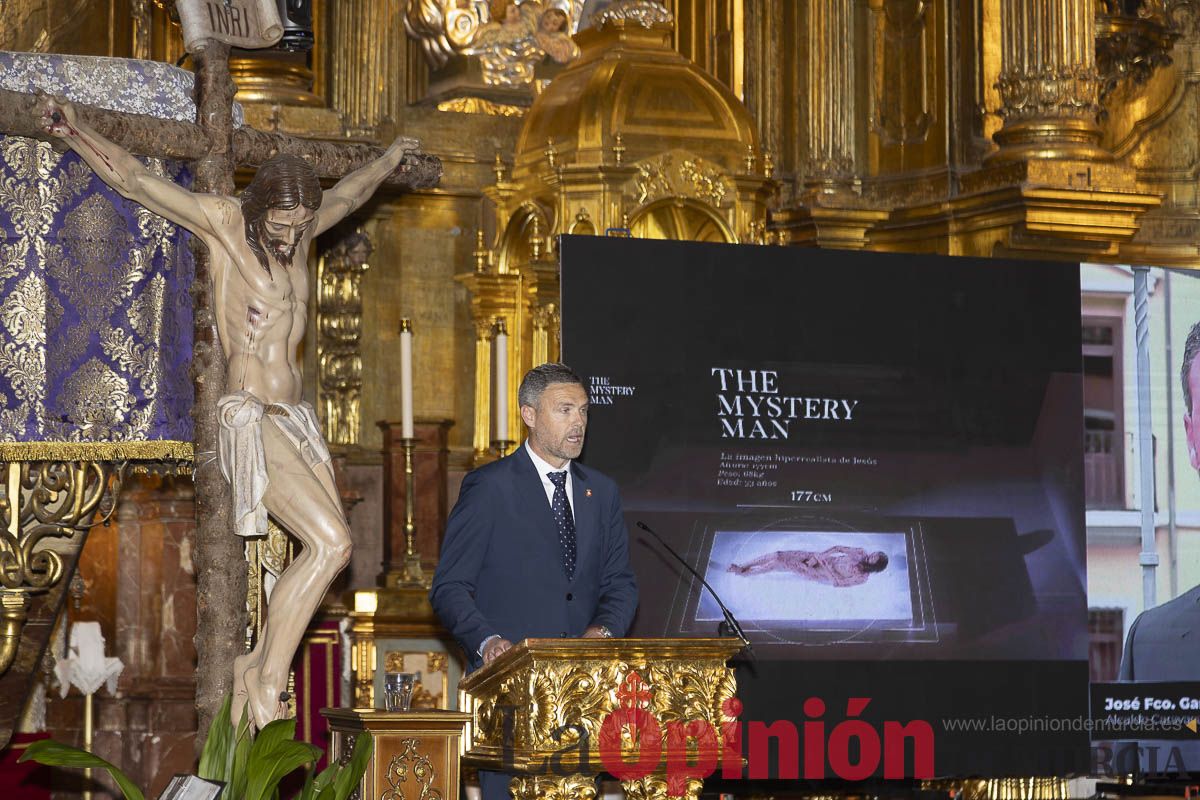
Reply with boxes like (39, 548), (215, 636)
(217, 390), (332, 538)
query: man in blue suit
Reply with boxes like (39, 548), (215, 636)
(1114, 320), (1200, 775)
(430, 362), (639, 800)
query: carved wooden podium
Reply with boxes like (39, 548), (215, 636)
(323, 709), (472, 800)
(458, 638), (745, 800)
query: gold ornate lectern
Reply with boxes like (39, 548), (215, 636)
(458, 638), (745, 800)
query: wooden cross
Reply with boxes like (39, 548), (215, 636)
(0, 41), (440, 739)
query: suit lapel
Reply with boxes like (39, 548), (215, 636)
(570, 462), (593, 580)
(511, 445), (559, 547)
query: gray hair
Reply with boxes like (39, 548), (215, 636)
(1183, 321), (1200, 413)
(518, 362), (585, 409)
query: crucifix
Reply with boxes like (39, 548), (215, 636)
(0, 37), (439, 737)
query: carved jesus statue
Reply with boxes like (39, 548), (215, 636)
(38, 94), (412, 730)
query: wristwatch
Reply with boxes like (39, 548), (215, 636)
(595, 625), (613, 638)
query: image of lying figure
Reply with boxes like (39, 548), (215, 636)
(728, 546), (889, 587)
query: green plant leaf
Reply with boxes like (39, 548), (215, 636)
(228, 705), (254, 800)
(330, 734), (373, 800)
(198, 693), (234, 783)
(306, 756), (340, 800)
(298, 765), (316, 800)
(19, 740), (146, 800)
(244, 719), (320, 800)
(245, 740), (318, 800)
(249, 718), (297, 761)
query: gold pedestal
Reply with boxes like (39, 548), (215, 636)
(323, 709), (471, 800)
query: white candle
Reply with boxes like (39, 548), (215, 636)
(400, 318), (414, 439)
(494, 319), (508, 442)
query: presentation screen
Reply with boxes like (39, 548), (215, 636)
(559, 235), (1090, 778)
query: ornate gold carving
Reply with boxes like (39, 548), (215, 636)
(471, 655), (735, 757)
(1096, 0), (1178, 102)
(404, 0), (486, 70)
(317, 230), (372, 447)
(435, 97), (527, 116)
(568, 209), (595, 235)
(996, 0), (1103, 121)
(0, 441), (192, 461)
(627, 200), (734, 243)
(0, 460), (124, 674)
(245, 518), (294, 644)
(383, 738), (442, 800)
(472, 2), (581, 86)
(989, 0), (1107, 161)
(996, 64), (1103, 122)
(633, 153), (730, 207)
(530, 303), (559, 368)
(594, 0), (673, 28)
(352, 634), (376, 708)
(620, 775), (702, 800)
(406, 0), (581, 88)
(261, 519), (291, 578)
(940, 777), (1070, 800)
(510, 774), (598, 800)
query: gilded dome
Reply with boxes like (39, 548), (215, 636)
(512, 12), (759, 180)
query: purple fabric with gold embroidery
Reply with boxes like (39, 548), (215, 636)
(0, 136), (194, 446)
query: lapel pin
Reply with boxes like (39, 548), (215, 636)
(586, 489), (592, 497)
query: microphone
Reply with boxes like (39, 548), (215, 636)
(636, 521), (753, 655)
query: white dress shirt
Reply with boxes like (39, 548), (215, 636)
(524, 439), (575, 522)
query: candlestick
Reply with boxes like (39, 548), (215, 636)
(400, 437), (423, 585)
(493, 318), (508, 443)
(399, 318), (414, 439)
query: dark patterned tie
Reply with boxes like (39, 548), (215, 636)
(548, 471), (577, 579)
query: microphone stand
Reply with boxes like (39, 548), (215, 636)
(636, 521), (753, 657)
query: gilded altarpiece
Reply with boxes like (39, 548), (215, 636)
(462, 9), (774, 453)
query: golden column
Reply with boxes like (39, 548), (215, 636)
(991, 0), (1107, 162)
(326, 0), (403, 137)
(804, 0), (856, 195)
(774, 0), (887, 249)
(519, 219), (561, 371)
(456, 234), (523, 466)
